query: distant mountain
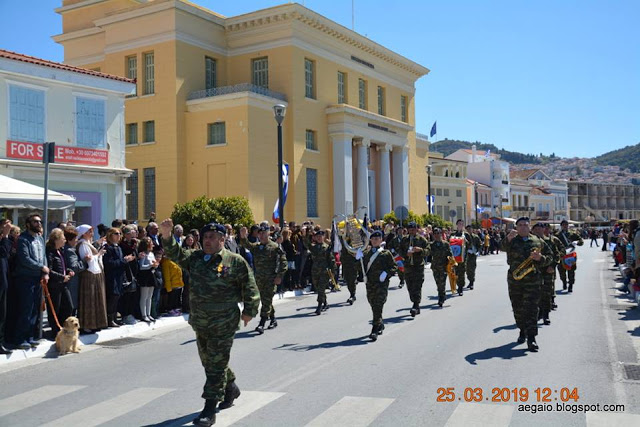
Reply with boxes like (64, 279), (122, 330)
(595, 142), (640, 173)
(429, 139), (545, 165)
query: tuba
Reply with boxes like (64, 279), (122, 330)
(333, 206), (370, 257)
(512, 248), (540, 281)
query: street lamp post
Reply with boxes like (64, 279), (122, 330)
(500, 193), (504, 229)
(474, 182), (478, 224)
(273, 104), (286, 229)
(426, 165), (432, 215)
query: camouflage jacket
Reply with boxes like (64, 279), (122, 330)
(363, 247), (397, 284)
(309, 242), (336, 273)
(339, 239), (358, 267)
(500, 234), (553, 280)
(239, 237), (287, 281)
(467, 233), (482, 255)
(549, 235), (564, 264)
(399, 234), (430, 267)
(163, 237), (260, 335)
(555, 230), (584, 249)
(542, 235), (562, 267)
(430, 240), (453, 269)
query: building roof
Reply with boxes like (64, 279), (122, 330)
(510, 169), (540, 180)
(0, 49), (135, 83)
(530, 187), (551, 196)
(466, 179), (491, 189)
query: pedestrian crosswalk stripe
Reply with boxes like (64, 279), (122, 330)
(0, 385), (86, 418)
(444, 402), (514, 427)
(305, 396), (394, 427)
(216, 391), (285, 427)
(41, 387), (173, 427)
(586, 412), (640, 426)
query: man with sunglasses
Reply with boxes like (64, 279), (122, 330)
(13, 213), (49, 350)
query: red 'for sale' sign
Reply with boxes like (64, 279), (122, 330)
(6, 140), (109, 166)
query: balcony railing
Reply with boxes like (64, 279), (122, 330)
(513, 206), (534, 212)
(536, 211), (550, 218)
(188, 83), (288, 102)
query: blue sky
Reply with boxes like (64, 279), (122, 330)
(1, 0), (638, 158)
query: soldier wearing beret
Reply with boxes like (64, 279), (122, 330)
(532, 223), (558, 325)
(543, 223), (563, 310)
(449, 220), (472, 296)
(464, 225), (482, 290)
(305, 229), (336, 315)
(399, 222), (430, 317)
(430, 228), (453, 307)
(555, 220), (584, 293)
(160, 219), (260, 426)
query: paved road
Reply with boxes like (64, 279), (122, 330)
(2, 240), (640, 426)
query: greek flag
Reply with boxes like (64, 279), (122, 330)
(272, 164), (289, 224)
(430, 121), (437, 138)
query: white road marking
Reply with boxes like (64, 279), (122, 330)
(216, 391), (285, 427)
(41, 387), (172, 427)
(305, 396), (394, 427)
(0, 385), (86, 417)
(444, 402), (514, 427)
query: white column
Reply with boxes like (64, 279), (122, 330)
(331, 133), (354, 217)
(377, 144), (392, 217)
(355, 138), (370, 218)
(392, 145), (409, 209)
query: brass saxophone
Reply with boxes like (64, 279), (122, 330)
(513, 248), (540, 281)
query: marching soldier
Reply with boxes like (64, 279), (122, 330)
(399, 222), (430, 317)
(544, 224), (563, 310)
(430, 228), (453, 307)
(306, 230), (336, 315)
(464, 225), (482, 290)
(501, 217), (552, 352)
(340, 237), (359, 305)
(385, 226), (406, 288)
(160, 219), (259, 426)
(239, 225), (287, 334)
(532, 223), (558, 325)
(359, 230), (397, 341)
(450, 220), (472, 296)
(555, 220), (584, 293)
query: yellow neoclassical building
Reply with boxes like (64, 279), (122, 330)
(54, 0), (429, 225)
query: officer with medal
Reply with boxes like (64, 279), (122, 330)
(555, 219), (584, 293)
(464, 225), (482, 290)
(160, 219), (260, 427)
(450, 220), (472, 296)
(399, 222), (430, 317)
(358, 230), (397, 341)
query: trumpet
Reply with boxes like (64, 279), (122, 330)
(512, 248), (540, 281)
(446, 256), (458, 293)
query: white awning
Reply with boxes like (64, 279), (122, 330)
(0, 174), (76, 210)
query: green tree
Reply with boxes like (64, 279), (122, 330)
(421, 213), (453, 229)
(170, 195), (254, 232)
(382, 210), (424, 227)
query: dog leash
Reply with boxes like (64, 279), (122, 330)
(41, 278), (62, 331)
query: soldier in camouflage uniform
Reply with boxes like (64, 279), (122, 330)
(359, 230), (397, 341)
(555, 220), (584, 293)
(399, 222), (430, 317)
(450, 220), (472, 296)
(501, 217), (553, 352)
(464, 225), (482, 290)
(544, 224), (563, 310)
(385, 226), (406, 288)
(340, 237), (360, 305)
(160, 219), (259, 427)
(239, 225), (287, 334)
(306, 230), (336, 315)
(532, 223), (559, 325)
(430, 228), (453, 307)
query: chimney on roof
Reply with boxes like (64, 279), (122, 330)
(472, 144), (477, 163)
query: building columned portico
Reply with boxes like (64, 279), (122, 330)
(327, 104), (412, 219)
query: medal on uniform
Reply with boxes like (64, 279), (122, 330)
(204, 254), (211, 262)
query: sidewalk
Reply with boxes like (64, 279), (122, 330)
(0, 286), (316, 366)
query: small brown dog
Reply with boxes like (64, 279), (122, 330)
(56, 316), (81, 355)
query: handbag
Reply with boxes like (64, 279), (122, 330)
(123, 263), (138, 293)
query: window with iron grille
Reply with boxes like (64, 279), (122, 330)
(306, 168), (318, 218)
(144, 52), (154, 95)
(126, 123), (138, 145)
(337, 71), (346, 103)
(76, 97), (105, 148)
(143, 167), (155, 219)
(9, 85), (45, 143)
(305, 58), (315, 99)
(126, 55), (137, 96)
(205, 57), (217, 90)
(126, 169), (138, 220)
(305, 130), (317, 150)
(252, 57), (268, 88)
(358, 78), (367, 109)
(208, 122), (226, 145)
(143, 120), (155, 143)
(377, 86), (385, 115)
(401, 95), (407, 122)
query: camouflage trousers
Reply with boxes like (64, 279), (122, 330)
(398, 269), (405, 284)
(557, 264), (576, 285)
(432, 269), (447, 299)
(312, 269), (329, 304)
(465, 255), (477, 283)
(342, 263), (359, 296)
(195, 329), (236, 401)
(366, 280), (389, 325)
(256, 278), (276, 319)
(404, 266), (424, 304)
(507, 276), (541, 337)
(455, 261), (466, 292)
(539, 273), (554, 313)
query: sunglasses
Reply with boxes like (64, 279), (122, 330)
(30, 220), (42, 224)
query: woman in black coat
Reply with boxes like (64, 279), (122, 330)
(102, 227), (135, 327)
(45, 228), (74, 335)
(119, 225), (140, 324)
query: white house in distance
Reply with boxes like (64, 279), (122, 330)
(0, 49), (135, 229)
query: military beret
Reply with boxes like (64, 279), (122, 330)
(314, 230), (325, 236)
(258, 225), (270, 232)
(370, 230), (383, 238)
(407, 222), (417, 228)
(200, 223), (226, 236)
(433, 227), (442, 234)
(560, 219), (569, 225)
(456, 219), (464, 225)
(543, 223), (551, 228)
(532, 222), (544, 229)
(516, 216), (530, 225)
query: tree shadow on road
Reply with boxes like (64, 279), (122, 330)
(141, 411), (199, 427)
(465, 342), (528, 365)
(272, 336), (370, 352)
(492, 324), (517, 334)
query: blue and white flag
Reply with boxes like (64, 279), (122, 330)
(430, 121), (437, 138)
(426, 195), (435, 214)
(272, 163), (289, 224)
(484, 149), (491, 158)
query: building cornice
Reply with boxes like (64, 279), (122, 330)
(55, 0), (107, 14)
(326, 104), (414, 133)
(93, 0), (225, 28)
(52, 26), (104, 43)
(186, 90), (288, 113)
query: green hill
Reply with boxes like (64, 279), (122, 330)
(429, 139), (543, 164)
(595, 142), (640, 173)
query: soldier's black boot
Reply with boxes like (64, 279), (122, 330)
(369, 325), (378, 341)
(218, 381), (241, 410)
(551, 297), (557, 310)
(193, 399), (218, 426)
(527, 336), (539, 352)
(517, 330), (526, 344)
(255, 317), (267, 334)
(322, 302), (329, 311)
(267, 316), (278, 329)
(568, 283), (573, 293)
(398, 280), (404, 289)
(377, 322), (385, 336)
(415, 303), (421, 315)
(315, 303), (322, 315)
(543, 311), (551, 325)
(562, 281), (567, 290)
(438, 297), (444, 308)
(347, 293), (356, 305)
(467, 281), (474, 290)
